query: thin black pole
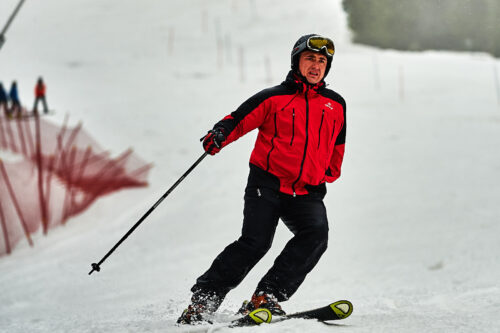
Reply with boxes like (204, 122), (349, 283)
(0, 0), (27, 51)
(89, 152), (208, 275)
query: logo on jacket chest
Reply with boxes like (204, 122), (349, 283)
(324, 102), (334, 110)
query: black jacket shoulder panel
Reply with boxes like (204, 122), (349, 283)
(231, 84), (295, 122)
(319, 88), (346, 109)
(214, 84), (295, 134)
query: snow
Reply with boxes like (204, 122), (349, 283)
(1, 0), (500, 332)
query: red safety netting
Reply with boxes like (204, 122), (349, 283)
(0, 111), (152, 256)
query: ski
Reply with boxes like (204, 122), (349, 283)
(230, 300), (353, 327)
(1, 110), (55, 120)
(19, 110), (56, 118)
(176, 300), (353, 332)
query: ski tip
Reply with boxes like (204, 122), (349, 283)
(230, 307), (272, 327)
(329, 300), (353, 319)
(249, 308), (272, 324)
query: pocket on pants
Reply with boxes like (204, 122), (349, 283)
(244, 186), (279, 203)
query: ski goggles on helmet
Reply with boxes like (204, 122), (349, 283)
(293, 36), (335, 58)
(307, 36), (335, 56)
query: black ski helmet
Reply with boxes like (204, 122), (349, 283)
(291, 34), (334, 78)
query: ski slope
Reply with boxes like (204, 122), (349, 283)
(1, 0), (500, 332)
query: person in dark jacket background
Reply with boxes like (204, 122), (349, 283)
(0, 82), (8, 116)
(33, 77), (49, 114)
(178, 34), (347, 324)
(8, 81), (21, 117)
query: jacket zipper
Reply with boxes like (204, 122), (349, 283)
(330, 120), (336, 142)
(280, 95), (298, 146)
(317, 109), (325, 149)
(292, 87), (310, 196)
(266, 112), (278, 172)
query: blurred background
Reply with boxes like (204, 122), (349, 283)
(344, 0), (500, 57)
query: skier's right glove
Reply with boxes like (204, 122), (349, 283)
(202, 128), (226, 155)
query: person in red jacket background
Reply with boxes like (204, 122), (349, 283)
(33, 77), (49, 114)
(178, 34), (347, 324)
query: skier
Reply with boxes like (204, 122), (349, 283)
(178, 34), (346, 324)
(8, 81), (21, 117)
(32, 77), (49, 114)
(0, 82), (8, 116)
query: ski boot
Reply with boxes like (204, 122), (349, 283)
(238, 291), (286, 316)
(177, 289), (223, 325)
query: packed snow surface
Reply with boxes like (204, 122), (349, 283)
(1, 0), (499, 332)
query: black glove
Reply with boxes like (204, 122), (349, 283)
(202, 128), (226, 155)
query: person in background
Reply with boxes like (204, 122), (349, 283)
(8, 81), (21, 118)
(0, 82), (8, 116)
(33, 77), (49, 114)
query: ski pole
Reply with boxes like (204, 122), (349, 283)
(0, 0), (26, 51)
(89, 152), (209, 275)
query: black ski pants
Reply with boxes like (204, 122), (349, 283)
(193, 180), (329, 302)
(33, 96), (49, 114)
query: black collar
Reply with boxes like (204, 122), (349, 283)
(282, 70), (326, 93)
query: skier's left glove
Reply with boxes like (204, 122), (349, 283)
(202, 128), (226, 155)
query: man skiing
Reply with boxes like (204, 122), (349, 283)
(178, 34), (346, 324)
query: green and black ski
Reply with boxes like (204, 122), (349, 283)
(230, 300), (353, 327)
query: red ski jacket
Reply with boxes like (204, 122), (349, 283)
(215, 71), (346, 196)
(35, 83), (46, 97)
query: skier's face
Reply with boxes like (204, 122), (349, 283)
(298, 51), (327, 84)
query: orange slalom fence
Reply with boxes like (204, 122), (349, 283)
(0, 113), (152, 256)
